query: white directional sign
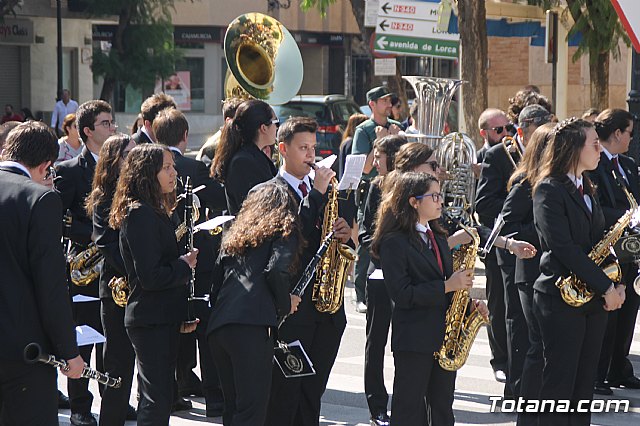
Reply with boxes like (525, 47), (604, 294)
(377, 17), (460, 41)
(378, 1), (440, 20)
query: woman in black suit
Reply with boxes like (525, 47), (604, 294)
(207, 181), (302, 426)
(531, 118), (624, 426)
(371, 172), (484, 426)
(109, 144), (199, 425)
(85, 134), (136, 424)
(211, 99), (278, 214)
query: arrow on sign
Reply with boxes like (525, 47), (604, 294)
(379, 19), (389, 32)
(381, 2), (391, 14)
(376, 36), (389, 49)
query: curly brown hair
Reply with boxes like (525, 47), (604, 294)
(109, 144), (176, 229)
(221, 181), (304, 271)
(507, 89), (553, 123)
(86, 134), (133, 216)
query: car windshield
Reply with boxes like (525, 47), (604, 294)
(272, 102), (330, 124)
(332, 102), (362, 124)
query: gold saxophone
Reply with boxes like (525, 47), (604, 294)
(69, 243), (104, 286)
(434, 223), (489, 371)
(556, 184), (637, 307)
(312, 178), (357, 314)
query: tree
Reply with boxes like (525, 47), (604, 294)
(532, 0), (630, 111)
(0, 0), (20, 19)
(85, 0), (181, 103)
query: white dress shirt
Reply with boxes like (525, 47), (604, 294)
(279, 168), (312, 199)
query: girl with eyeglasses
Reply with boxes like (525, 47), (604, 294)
(371, 172), (479, 425)
(85, 134), (137, 424)
(211, 99), (278, 214)
(531, 118), (624, 425)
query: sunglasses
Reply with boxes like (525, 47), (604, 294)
(415, 192), (443, 202)
(487, 124), (516, 134)
(267, 118), (280, 128)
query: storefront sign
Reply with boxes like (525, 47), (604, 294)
(0, 19), (34, 45)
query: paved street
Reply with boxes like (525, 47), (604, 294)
(58, 261), (640, 425)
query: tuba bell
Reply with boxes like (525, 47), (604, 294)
(69, 243), (104, 286)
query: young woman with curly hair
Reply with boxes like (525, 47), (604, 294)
(109, 144), (199, 425)
(207, 181), (303, 425)
(85, 134), (137, 424)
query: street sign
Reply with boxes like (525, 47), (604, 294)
(377, 1), (440, 20)
(365, 0), (380, 28)
(374, 58), (397, 76)
(375, 33), (459, 58)
(610, 0), (640, 52)
(377, 16), (459, 41)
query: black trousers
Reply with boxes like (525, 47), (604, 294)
(390, 351), (456, 426)
(364, 277), (392, 416)
(265, 317), (345, 426)
(69, 296), (104, 414)
(516, 282), (543, 426)
(0, 360), (57, 426)
(98, 298), (135, 426)
(482, 251), (508, 372)
(127, 324), (180, 426)
(177, 300), (223, 407)
(500, 260), (529, 397)
(533, 290), (607, 426)
(596, 263), (640, 383)
(354, 183), (371, 305)
(208, 324), (273, 426)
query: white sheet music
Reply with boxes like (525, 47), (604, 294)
(338, 154), (366, 191)
(194, 215), (235, 232)
(72, 295), (99, 303)
(368, 268), (384, 280)
(308, 154), (337, 180)
(76, 325), (106, 346)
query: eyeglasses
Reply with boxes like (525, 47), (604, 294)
(487, 124), (515, 134)
(415, 192), (443, 202)
(94, 120), (118, 129)
(268, 118), (280, 128)
(426, 160), (439, 171)
(44, 166), (56, 180)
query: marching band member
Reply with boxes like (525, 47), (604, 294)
(371, 172), (486, 426)
(531, 118), (624, 425)
(54, 100), (115, 426)
(207, 182), (302, 425)
(211, 99), (278, 214)
(109, 144), (199, 425)
(85, 134), (137, 425)
(591, 109), (640, 394)
(265, 117), (353, 426)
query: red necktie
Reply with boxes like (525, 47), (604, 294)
(577, 184), (584, 197)
(298, 181), (308, 197)
(426, 229), (444, 274)
(612, 156), (620, 172)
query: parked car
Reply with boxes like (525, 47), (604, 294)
(272, 95), (362, 159)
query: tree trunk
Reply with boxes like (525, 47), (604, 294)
(457, 0), (488, 148)
(100, 76), (116, 104)
(590, 50), (609, 111)
(99, 6), (133, 104)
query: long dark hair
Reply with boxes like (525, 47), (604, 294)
(222, 182), (304, 272)
(594, 108), (633, 141)
(340, 113), (368, 146)
(109, 144), (176, 229)
(532, 118), (595, 194)
(86, 134), (132, 216)
(507, 123), (555, 191)
(371, 172), (444, 257)
(211, 99), (274, 183)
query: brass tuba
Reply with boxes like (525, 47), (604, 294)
(434, 222), (488, 371)
(108, 277), (129, 308)
(312, 178), (357, 314)
(224, 13), (303, 105)
(69, 243), (104, 286)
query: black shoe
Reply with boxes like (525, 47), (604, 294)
(58, 390), (70, 409)
(171, 397), (193, 413)
(126, 404), (137, 420)
(206, 401), (224, 417)
(370, 412), (390, 426)
(594, 382), (613, 395)
(608, 376), (640, 389)
(70, 413), (97, 426)
(179, 385), (204, 398)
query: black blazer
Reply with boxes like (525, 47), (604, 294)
(207, 235), (297, 333)
(54, 146), (96, 247)
(132, 128), (153, 145)
(0, 167), (79, 361)
(533, 176), (611, 297)
(378, 231), (454, 355)
(119, 203), (192, 327)
(93, 195), (126, 300)
(224, 144), (277, 215)
(588, 152), (640, 228)
(501, 178), (542, 284)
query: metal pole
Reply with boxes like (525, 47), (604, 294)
(56, 0), (63, 100)
(627, 50), (640, 163)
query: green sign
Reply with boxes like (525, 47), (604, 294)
(375, 34), (459, 58)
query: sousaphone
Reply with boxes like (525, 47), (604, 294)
(224, 12), (303, 105)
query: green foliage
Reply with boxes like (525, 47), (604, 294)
(300, 0), (338, 17)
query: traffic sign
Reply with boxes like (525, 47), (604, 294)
(610, 0), (640, 52)
(377, 16), (459, 41)
(374, 58), (397, 76)
(378, 1), (440, 20)
(375, 33), (459, 58)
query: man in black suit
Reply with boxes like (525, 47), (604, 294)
(265, 117), (353, 426)
(590, 111), (640, 395)
(153, 108), (227, 416)
(0, 121), (84, 425)
(54, 100), (115, 426)
(132, 93), (177, 145)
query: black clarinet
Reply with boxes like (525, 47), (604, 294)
(184, 177), (208, 324)
(24, 343), (121, 388)
(278, 231), (334, 328)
